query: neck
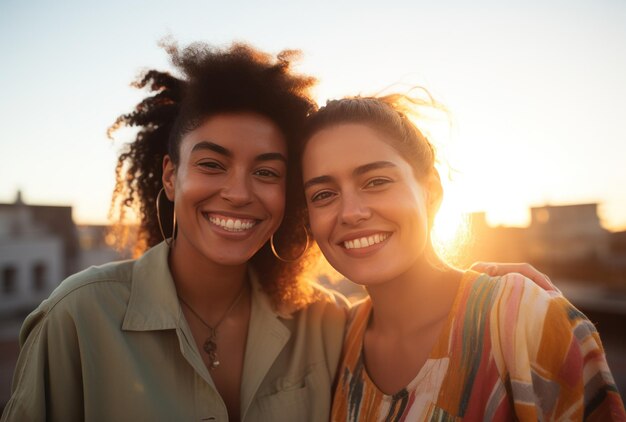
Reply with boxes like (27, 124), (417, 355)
(365, 252), (461, 336)
(169, 239), (249, 307)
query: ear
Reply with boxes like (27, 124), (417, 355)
(425, 169), (443, 227)
(162, 155), (177, 201)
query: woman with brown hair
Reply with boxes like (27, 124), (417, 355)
(301, 95), (625, 420)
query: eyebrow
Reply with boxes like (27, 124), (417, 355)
(255, 152), (287, 163)
(303, 161), (397, 190)
(353, 161), (397, 176)
(191, 141), (287, 162)
(303, 175), (333, 190)
(191, 141), (231, 157)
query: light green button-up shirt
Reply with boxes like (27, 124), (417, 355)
(1, 242), (347, 421)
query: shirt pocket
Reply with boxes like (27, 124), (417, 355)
(257, 382), (311, 421)
(257, 367), (323, 422)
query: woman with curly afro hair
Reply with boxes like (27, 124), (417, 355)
(2, 41), (348, 422)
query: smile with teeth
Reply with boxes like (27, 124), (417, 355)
(207, 215), (257, 232)
(343, 233), (389, 250)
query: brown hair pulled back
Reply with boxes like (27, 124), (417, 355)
(304, 95), (437, 180)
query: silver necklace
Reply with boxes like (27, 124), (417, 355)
(178, 284), (247, 370)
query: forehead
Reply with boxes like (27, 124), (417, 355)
(303, 123), (408, 176)
(180, 112), (287, 156)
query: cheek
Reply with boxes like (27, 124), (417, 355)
(307, 211), (322, 241)
(307, 208), (333, 244)
(398, 202), (430, 254)
(262, 183), (287, 217)
(175, 174), (211, 202)
(401, 185), (429, 225)
(406, 204), (429, 237)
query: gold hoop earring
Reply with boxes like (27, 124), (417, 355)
(156, 187), (176, 246)
(270, 224), (310, 263)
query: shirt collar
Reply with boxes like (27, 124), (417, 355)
(248, 268), (296, 320)
(121, 241), (292, 331)
(122, 241), (181, 331)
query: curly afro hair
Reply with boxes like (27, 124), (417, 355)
(108, 41), (320, 311)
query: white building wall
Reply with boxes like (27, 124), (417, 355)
(0, 237), (63, 315)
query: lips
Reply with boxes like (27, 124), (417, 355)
(342, 232), (390, 250)
(204, 213), (258, 232)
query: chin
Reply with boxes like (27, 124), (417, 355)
(202, 246), (258, 267)
(326, 261), (379, 286)
(330, 256), (410, 287)
(345, 271), (390, 287)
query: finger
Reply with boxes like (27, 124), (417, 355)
(488, 262), (539, 280)
(469, 262), (498, 276)
(512, 264), (559, 293)
(540, 273), (562, 295)
(527, 271), (552, 291)
(501, 263), (561, 294)
(468, 261), (484, 272)
(471, 262), (562, 294)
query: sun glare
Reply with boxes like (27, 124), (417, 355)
(432, 197), (468, 264)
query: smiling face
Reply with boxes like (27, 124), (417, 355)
(303, 123), (436, 286)
(163, 112), (287, 266)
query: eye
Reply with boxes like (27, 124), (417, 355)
(197, 161), (225, 171)
(254, 168), (281, 178)
(364, 177), (392, 188)
(310, 190), (336, 203)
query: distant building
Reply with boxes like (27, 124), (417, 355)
(0, 193), (129, 317)
(464, 203), (626, 291)
(610, 231), (626, 255)
(0, 192), (72, 316)
(528, 203), (610, 262)
(466, 204), (611, 264)
(0, 192), (79, 276)
(77, 224), (130, 270)
(465, 212), (528, 265)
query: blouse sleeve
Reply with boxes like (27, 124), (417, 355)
(1, 302), (84, 422)
(538, 295), (624, 420)
(496, 274), (625, 421)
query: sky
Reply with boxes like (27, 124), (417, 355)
(1, 0), (625, 233)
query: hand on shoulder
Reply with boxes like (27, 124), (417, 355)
(470, 261), (561, 294)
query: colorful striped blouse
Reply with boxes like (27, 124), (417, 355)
(331, 271), (625, 421)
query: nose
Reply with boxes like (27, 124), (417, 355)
(339, 192), (371, 226)
(220, 169), (253, 206)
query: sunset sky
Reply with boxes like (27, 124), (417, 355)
(1, 0), (625, 234)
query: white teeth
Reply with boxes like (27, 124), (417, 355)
(208, 215), (256, 232)
(343, 233), (389, 250)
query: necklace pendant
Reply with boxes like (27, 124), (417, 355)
(203, 337), (217, 354)
(178, 285), (248, 372)
(203, 337), (219, 370)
